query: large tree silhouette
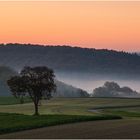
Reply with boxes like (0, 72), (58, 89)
(7, 66), (56, 115)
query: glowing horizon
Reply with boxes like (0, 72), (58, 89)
(0, 1), (140, 52)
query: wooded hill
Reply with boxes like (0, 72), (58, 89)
(0, 43), (139, 78)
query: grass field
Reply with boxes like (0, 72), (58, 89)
(0, 96), (31, 105)
(0, 113), (121, 135)
(0, 97), (140, 136)
(0, 97), (140, 117)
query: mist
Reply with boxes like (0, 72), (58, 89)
(56, 72), (140, 93)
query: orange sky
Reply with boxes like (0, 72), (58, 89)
(0, 1), (140, 52)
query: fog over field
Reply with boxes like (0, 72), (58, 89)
(0, 44), (140, 95)
(56, 72), (140, 93)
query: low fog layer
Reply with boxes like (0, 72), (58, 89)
(0, 66), (139, 97)
(56, 72), (140, 94)
(0, 44), (140, 96)
(0, 66), (89, 97)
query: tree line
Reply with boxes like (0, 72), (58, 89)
(0, 43), (140, 77)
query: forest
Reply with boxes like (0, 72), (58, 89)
(0, 43), (139, 79)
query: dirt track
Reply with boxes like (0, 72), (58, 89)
(1, 119), (140, 139)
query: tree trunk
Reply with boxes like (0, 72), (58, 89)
(34, 102), (39, 116)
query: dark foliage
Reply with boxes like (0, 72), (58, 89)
(0, 43), (140, 78)
(0, 66), (88, 97)
(92, 81), (140, 97)
(7, 66), (56, 115)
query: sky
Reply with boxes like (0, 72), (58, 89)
(0, 1), (140, 52)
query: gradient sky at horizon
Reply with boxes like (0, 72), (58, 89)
(0, 1), (140, 52)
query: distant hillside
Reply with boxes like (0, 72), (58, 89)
(0, 66), (17, 96)
(0, 66), (89, 97)
(54, 80), (89, 97)
(0, 43), (140, 78)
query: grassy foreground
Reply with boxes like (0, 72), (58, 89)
(0, 96), (31, 105)
(0, 113), (121, 135)
(1, 97), (140, 116)
(0, 97), (140, 136)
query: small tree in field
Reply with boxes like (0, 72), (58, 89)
(7, 66), (56, 115)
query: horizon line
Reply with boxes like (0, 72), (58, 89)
(0, 42), (138, 53)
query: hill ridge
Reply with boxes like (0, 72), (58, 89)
(0, 43), (139, 79)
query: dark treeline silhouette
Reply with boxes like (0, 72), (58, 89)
(92, 81), (140, 98)
(0, 43), (140, 77)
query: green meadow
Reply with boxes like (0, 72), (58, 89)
(1, 97), (140, 135)
(0, 97), (140, 117)
(0, 113), (121, 135)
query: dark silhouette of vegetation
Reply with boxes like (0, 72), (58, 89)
(92, 81), (139, 97)
(7, 66), (56, 115)
(54, 80), (89, 97)
(0, 66), (89, 97)
(0, 43), (140, 78)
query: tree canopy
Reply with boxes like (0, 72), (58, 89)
(7, 66), (56, 115)
(92, 81), (139, 97)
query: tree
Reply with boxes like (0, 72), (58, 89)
(104, 81), (120, 91)
(92, 81), (139, 97)
(7, 66), (56, 115)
